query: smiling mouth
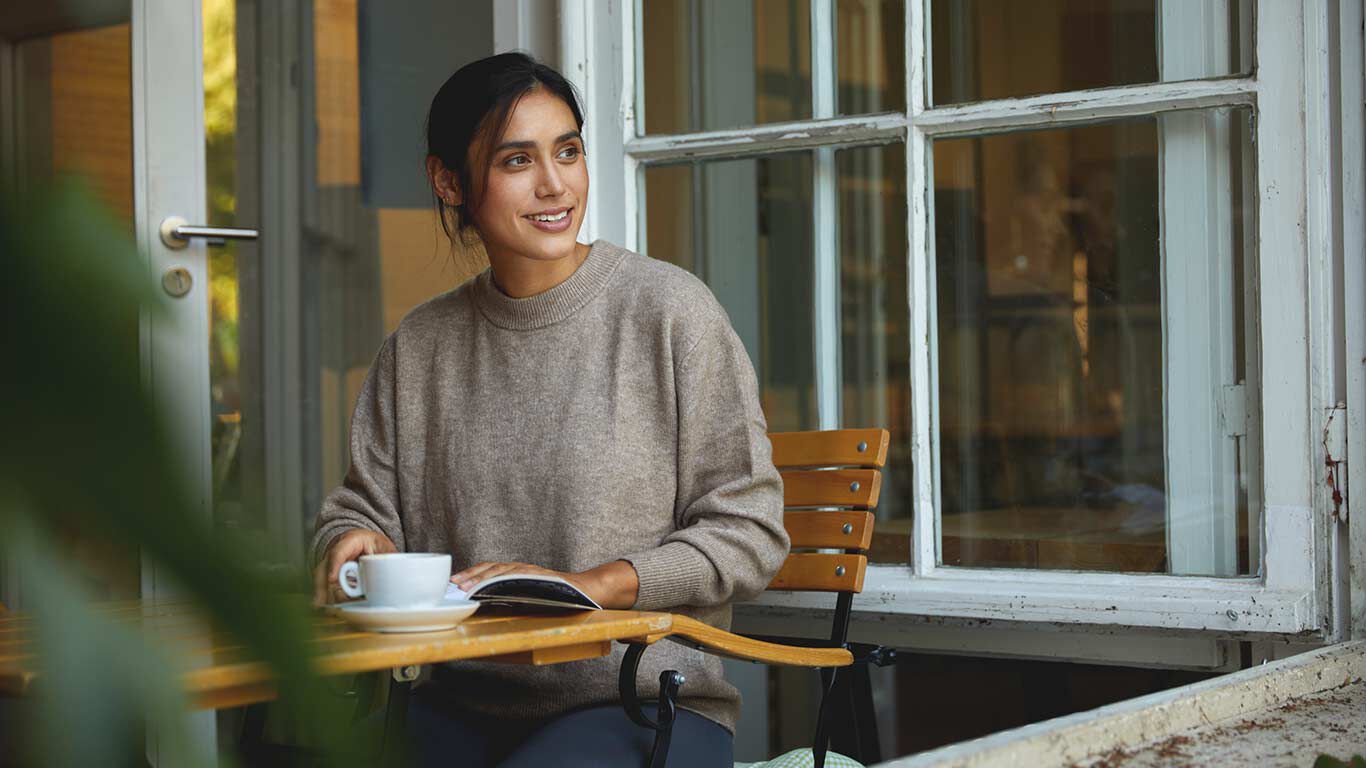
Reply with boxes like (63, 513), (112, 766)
(525, 208), (571, 223)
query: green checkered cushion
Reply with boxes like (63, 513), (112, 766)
(735, 748), (866, 768)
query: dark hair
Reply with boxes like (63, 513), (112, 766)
(425, 52), (585, 246)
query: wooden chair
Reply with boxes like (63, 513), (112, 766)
(619, 428), (896, 768)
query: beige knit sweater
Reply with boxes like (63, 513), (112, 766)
(311, 239), (789, 733)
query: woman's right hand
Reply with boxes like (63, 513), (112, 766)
(312, 528), (398, 606)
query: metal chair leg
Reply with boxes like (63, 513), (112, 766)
(381, 669), (415, 762)
(619, 642), (685, 768)
(846, 661), (881, 763)
(811, 666), (840, 768)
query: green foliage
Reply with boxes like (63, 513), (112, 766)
(1315, 756), (1366, 768)
(0, 179), (376, 766)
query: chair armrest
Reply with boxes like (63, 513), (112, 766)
(661, 615), (853, 668)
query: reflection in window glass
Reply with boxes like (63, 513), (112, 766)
(931, 0), (1252, 106)
(934, 108), (1256, 575)
(645, 154), (817, 432)
(836, 144), (911, 562)
(641, 0), (811, 134)
(837, 0), (905, 115)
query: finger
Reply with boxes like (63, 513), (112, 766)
(462, 563), (521, 588)
(364, 534), (397, 556)
(327, 538), (364, 584)
(451, 562), (499, 583)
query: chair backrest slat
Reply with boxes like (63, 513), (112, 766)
(783, 510), (874, 550)
(771, 429), (889, 470)
(781, 469), (881, 509)
(770, 553), (867, 592)
(765, 428), (890, 597)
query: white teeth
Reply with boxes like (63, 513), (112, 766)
(528, 210), (568, 222)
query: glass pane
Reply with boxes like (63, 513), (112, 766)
(931, 0), (1253, 106)
(12, 16), (141, 601)
(933, 107), (1256, 576)
(837, 0), (905, 115)
(641, 0), (812, 134)
(205, 0), (492, 562)
(644, 154), (818, 432)
(204, 0), (255, 538)
(836, 144), (912, 562)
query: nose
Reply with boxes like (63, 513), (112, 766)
(536, 159), (566, 197)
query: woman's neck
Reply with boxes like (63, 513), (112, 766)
(486, 241), (592, 298)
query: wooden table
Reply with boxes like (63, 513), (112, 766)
(0, 600), (674, 710)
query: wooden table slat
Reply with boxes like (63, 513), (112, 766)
(0, 603), (674, 710)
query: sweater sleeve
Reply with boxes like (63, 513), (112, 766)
(623, 317), (790, 611)
(309, 335), (407, 567)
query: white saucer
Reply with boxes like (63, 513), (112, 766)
(330, 596), (480, 633)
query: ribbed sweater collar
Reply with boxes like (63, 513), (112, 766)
(473, 240), (624, 330)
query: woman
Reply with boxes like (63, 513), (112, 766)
(311, 52), (788, 767)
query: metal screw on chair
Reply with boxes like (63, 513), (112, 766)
(842, 523), (854, 534)
(849, 481), (860, 492)
(857, 441), (868, 452)
(835, 565), (846, 577)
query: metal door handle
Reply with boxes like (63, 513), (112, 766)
(159, 216), (259, 249)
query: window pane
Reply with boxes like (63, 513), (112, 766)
(837, 144), (912, 562)
(931, 0), (1253, 106)
(644, 154), (818, 432)
(641, 0), (811, 134)
(837, 0), (905, 115)
(933, 107), (1256, 576)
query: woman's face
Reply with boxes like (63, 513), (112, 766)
(467, 88), (589, 263)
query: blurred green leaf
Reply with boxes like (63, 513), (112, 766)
(1314, 756), (1366, 768)
(0, 178), (378, 766)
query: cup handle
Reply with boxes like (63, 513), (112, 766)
(338, 561), (363, 599)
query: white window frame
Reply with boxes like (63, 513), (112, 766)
(574, 0), (1348, 640)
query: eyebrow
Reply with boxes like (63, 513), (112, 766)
(493, 130), (583, 153)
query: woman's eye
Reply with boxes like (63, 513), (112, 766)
(505, 155), (530, 167)
(558, 146), (581, 160)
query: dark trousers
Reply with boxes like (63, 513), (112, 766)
(401, 686), (734, 767)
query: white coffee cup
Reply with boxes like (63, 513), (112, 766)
(338, 553), (452, 608)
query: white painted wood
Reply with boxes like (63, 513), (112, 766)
(877, 641), (1366, 768)
(558, 0), (595, 244)
(735, 605), (1236, 670)
(753, 564), (1315, 634)
(1158, 0), (1242, 577)
(1304, 0), (1354, 643)
(622, 0), (641, 252)
(812, 0), (841, 429)
(562, 0), (629, 249)
(626, 112), (906, 163)
(1341, 0), (1366, 643)
(907, 0), (937, 576)
(911, 77), (1257, 137)
(1288, 0), (1342, 637)
(131, 2), (217, 762)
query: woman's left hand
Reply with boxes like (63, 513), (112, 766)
(450, 560), (640, 609)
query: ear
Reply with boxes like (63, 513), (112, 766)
(426, 155), (463, 206)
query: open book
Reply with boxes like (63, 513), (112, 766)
(446, 573), (602, 611)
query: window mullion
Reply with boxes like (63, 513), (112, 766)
(907, 0), (937, 576)
(812, 0), (840, 429)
